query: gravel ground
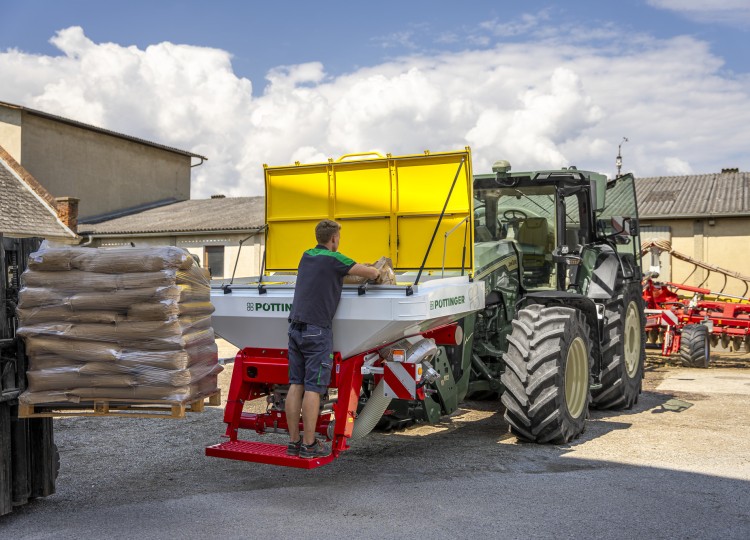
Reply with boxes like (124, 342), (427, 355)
(1, 342), (749, 539)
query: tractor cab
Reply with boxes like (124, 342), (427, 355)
(473, 161), (641, 293)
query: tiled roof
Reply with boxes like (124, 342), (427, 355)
(0, 145), (77, 239)
(78, 196), (265, 235)
(636, 171), (750, 219)
(0, 101), (207, 160)
(75, 170), (750, 237)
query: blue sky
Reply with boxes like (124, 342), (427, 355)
(3, 1), (748, 89)
(1, 1), (749, 197)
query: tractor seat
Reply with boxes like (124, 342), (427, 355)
(516, 218), (551, 287)
(516, 218), (549, 257)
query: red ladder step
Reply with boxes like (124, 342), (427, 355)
(206, 440), (336, 469)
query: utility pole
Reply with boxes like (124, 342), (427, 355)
(616, 137), (628, 178)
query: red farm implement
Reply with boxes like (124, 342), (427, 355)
(642, 240), (750, 366)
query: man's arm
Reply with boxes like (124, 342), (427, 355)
(348, 263), (380, 281)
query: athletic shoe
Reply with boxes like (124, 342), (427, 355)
(286, 438), (302, 456)
(299, 439), (331, 459)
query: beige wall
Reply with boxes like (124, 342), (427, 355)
(17, 112), (191, 220)
(0, 107), (22, 159)
(92, 233), (265, 281)
(641, 217), (750, 298)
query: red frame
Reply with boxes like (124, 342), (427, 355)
(206, 323), (460, 468)
(207, 347), (365, 468)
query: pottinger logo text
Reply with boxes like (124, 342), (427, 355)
(430, 296), (466, 310)
(247, 302), (293, 312)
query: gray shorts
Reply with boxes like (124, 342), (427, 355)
(288, 322), (333, 394)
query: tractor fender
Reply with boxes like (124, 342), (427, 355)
(516, 291), (601, 359)
(577, 244), (623, 300)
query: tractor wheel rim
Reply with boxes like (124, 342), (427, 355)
(624, 301), (641, 378)
(565, 336), (588, 419)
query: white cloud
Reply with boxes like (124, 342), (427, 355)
(647, 0), (750, 26)
(663, 157), (693, 175)
(1, 26), (749, 199)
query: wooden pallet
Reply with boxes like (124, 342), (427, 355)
(17, 390), (221, 419)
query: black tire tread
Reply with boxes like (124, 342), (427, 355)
(501, 304), (592, 444)
(679, 324), (710, 368)
(591, 283), (646, 410)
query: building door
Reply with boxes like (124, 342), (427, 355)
(204, 246), (225, 278)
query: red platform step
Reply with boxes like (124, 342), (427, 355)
(205, 440), (336, 469)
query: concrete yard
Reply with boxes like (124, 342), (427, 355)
(2, 344), (749, 539)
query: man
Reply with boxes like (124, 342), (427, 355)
(285, 219), (379, 458)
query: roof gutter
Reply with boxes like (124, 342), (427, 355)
(640, 212), (750, 220)
(80, 227), (265, 238)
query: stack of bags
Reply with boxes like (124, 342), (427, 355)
(16, 245), (222, 406)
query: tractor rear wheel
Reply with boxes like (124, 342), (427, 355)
(500, 304), (592, 444)
(679, 324), (710, 368)
(592, 283), (646, 410)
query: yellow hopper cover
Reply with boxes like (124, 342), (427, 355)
(264, 148), (474, 274)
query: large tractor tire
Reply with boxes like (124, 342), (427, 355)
(592, 283), (646, 410)
(501, 304), (593, 444)
(679, 324), (710, 368)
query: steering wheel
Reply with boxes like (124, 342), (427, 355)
(503, 209), (527, 221)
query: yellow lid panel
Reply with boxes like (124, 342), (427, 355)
(264, 149), (474, 274)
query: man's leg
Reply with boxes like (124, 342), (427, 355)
(301, 391), (321, 445)
(286, 384), (304, 443)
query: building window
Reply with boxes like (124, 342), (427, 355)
(205, 246), (225, 278)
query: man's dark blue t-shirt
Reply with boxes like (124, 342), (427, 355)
(289, 245), (356, 328)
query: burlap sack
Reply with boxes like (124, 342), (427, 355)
(78, 362), (131, 375)
(118, 341), (218, 370)
(134, 358), (221, 387)
(17, 285), (192, 310)
(126, 301), (214, 321)
(19, 390), (80, 405)
(28, 246), (193, 273)
(66, 285), (189, 310)
(27, 247), (85, 271)
(71, 372), (219, 402)
(114, 327), (216, 352)
(72, 246), (193, 273)
(28, 354), (85, 371)
(16, 288), (65, 309)
(176, 265), (211, 289)
(343, 256), (396, 285)
(18, 306), (126, 325)
(24, 336), (121, 362)
(27, 369), (136, 392)
(21, 269), (181, 291)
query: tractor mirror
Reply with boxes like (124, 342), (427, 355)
(597, 216), (639, 240)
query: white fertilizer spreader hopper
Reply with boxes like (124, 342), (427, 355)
(206, 148), (484, 468)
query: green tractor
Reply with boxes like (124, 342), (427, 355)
(376, 161), (646, 444)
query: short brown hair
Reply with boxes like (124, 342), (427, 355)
(315, 219), (341, 244)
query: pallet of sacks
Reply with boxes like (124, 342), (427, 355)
(15, 245), (223, 418)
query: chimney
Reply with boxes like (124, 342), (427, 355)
(55, 197), (80, 232)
